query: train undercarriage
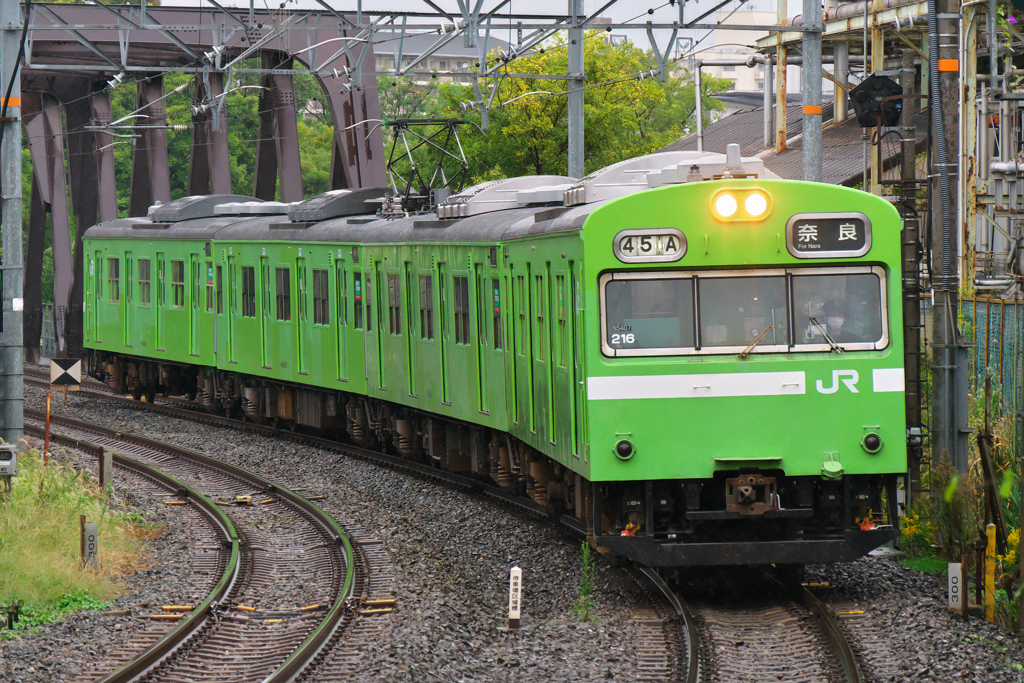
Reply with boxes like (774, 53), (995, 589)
(90, 350), (899, 567)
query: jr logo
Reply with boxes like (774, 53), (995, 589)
(816, 370), (860, 394)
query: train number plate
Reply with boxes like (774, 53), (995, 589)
(613, 228), (687, 263)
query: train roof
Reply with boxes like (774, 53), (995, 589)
(84, 145), (774, 244)
(84, 201), (600, 244)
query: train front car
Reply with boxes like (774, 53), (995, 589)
(582, 173), (906, 566)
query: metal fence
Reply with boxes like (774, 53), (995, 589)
(961, 297), (1024, 419)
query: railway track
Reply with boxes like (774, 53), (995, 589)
(23, 408), (393, 682)
(683, 577), (862, 683)
(25, 367), (695, 681)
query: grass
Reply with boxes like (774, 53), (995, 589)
(573, 541), (597, 623)
(0, 445), (153, 636)
(898, 555), (949, 574)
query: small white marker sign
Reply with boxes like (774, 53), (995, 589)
(508, 566), (522, 629)
(81, 516), (98, 570)
(948, 563), (962, 610)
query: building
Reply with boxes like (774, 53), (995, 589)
(372, 32), (509, 82)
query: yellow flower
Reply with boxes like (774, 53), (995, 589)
(997, 527), (1019, 565)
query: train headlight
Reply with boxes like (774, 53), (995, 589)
(711, 189), (772, 221)
(861, 433), (883, 454)
(714, 193), (738, 218)
(744, 192), (769, 218)
(614, 439), (635, 460)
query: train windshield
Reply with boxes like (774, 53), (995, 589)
(600, 266), (887, 357)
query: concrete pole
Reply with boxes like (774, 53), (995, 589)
(695, 64), (704, 152)
(567, 0), (584, 178)
(763, 56), (774, 149)
(801, 0), (823, 182)
(0, 0), (23, 444)
(835, 41), (849, 123)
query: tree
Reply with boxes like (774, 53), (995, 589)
(429, 31), (730, 182)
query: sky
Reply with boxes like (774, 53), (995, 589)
(158, 0), (785, 54)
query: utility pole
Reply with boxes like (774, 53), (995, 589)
(928, 0), (967, 473)
(0, 0), (23, 446)
(900, 49), (923, 497)
(568, 0), (584, 178)
(800, 0), (823, 182)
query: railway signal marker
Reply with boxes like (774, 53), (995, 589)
(507, 566), (522, 630)
(50, 358), (82, 389)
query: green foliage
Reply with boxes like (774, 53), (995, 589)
(421, 32), (729, 181)
(930, 453), (981, 559)
(897, 555), (949, 574)
(899, 506), (934, 557)
(573, 542), (597, 623)
(0, 447), (145, 623)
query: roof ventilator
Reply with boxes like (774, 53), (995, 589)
(436, 175), (577, 219)
(147, 194), (262, 222)
(214, 201), (293, 216)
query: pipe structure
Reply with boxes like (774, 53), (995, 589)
(835, 41), (849, 123)
(0, 0), (23, 445)
(764, 55), (774, 149)
(695, 63), (704, 152)
(567, 0), (584, 178)
(802, 0), (823, 182)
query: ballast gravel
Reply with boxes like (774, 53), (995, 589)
(10, 386), (648, 682)
(8, 384), (1024, 682)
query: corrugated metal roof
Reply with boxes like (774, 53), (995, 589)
(659, 101), (928, 185)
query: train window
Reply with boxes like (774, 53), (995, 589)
(698, 276), (790, 348)
(419, 275), (434, 340)
(276, 267), (291, 321)
(353, 272), (363, 329)
(242, 267), (257, 318)
(604, 277), (695, 351)
(171, 260), (184, 308)
(556, 275), (567, 366)
(534, 274), (546, 359)
(454, 276), (470, 345)
(336, 265), (348, 327)
(260, 259), (270, 317)
(191, 260), (201, 310)
(387, 274), (401, 335)
(205, 262), (214, 312)
(492, 279), (503, 350)
(108, 258), (120, 303)
(791, 271), (883, 347)
(601, 266), (887, 356)
(313, 270), (330, 325)
(216, 266), (224, 314)
(138, 259), (151, 306)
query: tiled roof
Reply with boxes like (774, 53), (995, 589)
(658, 100), (929, 185)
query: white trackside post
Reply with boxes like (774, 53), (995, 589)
(508, 566), (522, 629)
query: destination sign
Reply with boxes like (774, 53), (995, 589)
(786, 213), (871, 258)
(613, 228), (687, 263)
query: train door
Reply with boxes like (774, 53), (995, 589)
(437, 263), (450, 403)
(227, 255), (237, 362)
(474, 264), (488, 413)
(260, 256), (271, 368)
(403, 262), (415, 396)
(205, 259), (214, 353)
(375, 266), (386, 388)
(296, 256), (309, 374)
(571, 261), (586, 461)
(123, 252), (133, 347)
(155, 253), (164, 349)
(525, 264), (537, 432)
(353, 269), (366, 379)
(85, 254), (95, 342)
(335, 261), (348, 381)
(544, 263), (556, 444)
(189, 255), (200, 356)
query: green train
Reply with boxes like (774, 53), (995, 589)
(83, 146), (906, 566)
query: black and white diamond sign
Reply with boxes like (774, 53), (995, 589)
(50, 358), (82, 387)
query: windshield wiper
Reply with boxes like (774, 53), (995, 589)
(739, 325), (775, 359)
(809, 317), (844, 353)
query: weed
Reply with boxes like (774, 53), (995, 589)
(573, 542), (597, 623)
